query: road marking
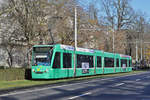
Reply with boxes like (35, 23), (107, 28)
(0, 82), (90, 97)
(101, 78), (110, 81)
(136, 79), (141, 81)
(114, 83), (124, 87)
(0, 72), (148, 97)
(146, 76), (150, 78)
(69, 92), (92, 99)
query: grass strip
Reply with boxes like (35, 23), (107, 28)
(0, 70), (147, 90)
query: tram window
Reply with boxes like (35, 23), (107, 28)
(129, 60), (132, 67)
(77, 55), (82, 68)
(77, 54), (93, 68)
(127, 60), (129, 67)
(88, 55), (93, 68)
(116, 59), (119, 67)
(104, 57), (114, 67)
(121, 59), (127, 67)
(97, 56), (102, 67)
(63, 53), (72, 68)
(53, 52), (60, 68)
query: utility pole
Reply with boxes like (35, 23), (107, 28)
(136, 40), (138, 62)
(144, 44), (145, 59)
(75, 6), (77, 49)
(113, 29), (115, 53)
(74, 5), (77, 77)
(141, 39), (143, 61)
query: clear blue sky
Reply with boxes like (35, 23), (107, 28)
(79, 0), (150, 17)
(131, 0), (150, 16)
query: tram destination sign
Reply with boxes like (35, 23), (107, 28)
(61, 45), (74, 51)
(76, 47), (95, 53)
(120, 54), (131, 58)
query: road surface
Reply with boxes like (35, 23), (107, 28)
(0, 72), (150, 100)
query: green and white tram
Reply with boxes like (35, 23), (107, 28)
(31, 44), (132, 79)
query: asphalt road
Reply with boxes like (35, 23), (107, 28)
(1, 72), (150, 100)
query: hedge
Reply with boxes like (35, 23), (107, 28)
(0, 68), (31, 81)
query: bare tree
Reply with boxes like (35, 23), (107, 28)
(0, 0), (50, 67)
(101, 0), (136, 30)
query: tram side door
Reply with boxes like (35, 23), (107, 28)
(62, 52), (73, 78)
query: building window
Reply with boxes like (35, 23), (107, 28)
(63, 53), (72, 68)
(53, 52), (60, 68)
(116, 59), (120, 67)
(77, 54), (93, 68)
(97, 56), (102, 68)
(104, 57), (114, 67)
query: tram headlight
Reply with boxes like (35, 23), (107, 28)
(46, 68), (49, 72)
(32, 69), (35, 72)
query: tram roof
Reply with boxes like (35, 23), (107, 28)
(32, 44), (131, 58)
(33, 45), (54, 47)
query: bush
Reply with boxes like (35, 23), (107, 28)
(0, 66), (5, 69)
(0, 68), (31, 81)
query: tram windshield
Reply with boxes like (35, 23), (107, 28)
(32, 46), (53, 66)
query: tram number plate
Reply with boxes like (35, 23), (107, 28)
(36, 72), (43, 74)
(82, 69), (89, 74)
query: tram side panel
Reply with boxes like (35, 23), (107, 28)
(103, 52), (115, 74)
(75, 52), (95, 77)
